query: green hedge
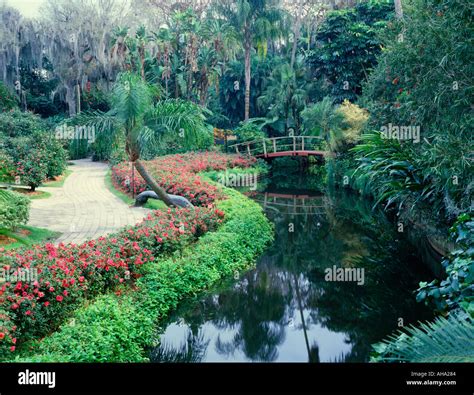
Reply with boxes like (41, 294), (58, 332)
(0, 190), (30, 230)
(13, 186), (273, 362)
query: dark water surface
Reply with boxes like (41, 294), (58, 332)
(150, 171), (433, 362)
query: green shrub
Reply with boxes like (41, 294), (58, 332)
(233, 119), (266, 143)
(416, 213), (474, 315)
(0, 111), (68, 188)
(0, 109), (46, 138)
(371, 313), (474, 363)
(0, 82), (17, 112)
(0, 190), (30, 230)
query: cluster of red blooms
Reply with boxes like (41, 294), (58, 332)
(0, 205), (224, 357)
(111, 152), (256, 205)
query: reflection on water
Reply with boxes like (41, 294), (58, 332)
(150, 172), (433, 363)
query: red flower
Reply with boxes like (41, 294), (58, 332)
(56, 295), (63, 302)
(10, 346), (15, 352)
(0, 333), (4, 340)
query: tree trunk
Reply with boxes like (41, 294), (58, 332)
(394, 0), (403, 19)
(290, 0), (303, 70)
(76, 83), (81, 114)
(134, 160), (174, 206)
(244, 29), (251, 121)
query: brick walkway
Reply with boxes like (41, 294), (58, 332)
(28, 159), (150, 244)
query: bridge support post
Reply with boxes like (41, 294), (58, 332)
(293, 136), (296, 153)
(263, 139), (267, 157)
(273, 139), (276, 153)
(247, 145), (251, 156)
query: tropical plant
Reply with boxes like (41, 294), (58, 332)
(257, 60), (313, 135)
(417, 213), (474, 316)
(233, 118), (267, 143)
(371, 313), (474, 362)
(351, 131), (433, 212)
(217, 0), (285, 120)
(308, 0), (394, 102)
(301, 97), (343, 151)
(82, 71), (211, 206)
(361, 0), (473, 219)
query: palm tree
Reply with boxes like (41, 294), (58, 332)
(257, 61), (310, 134)
(81, 72), (209, 206)
(218, 0), (284, 121)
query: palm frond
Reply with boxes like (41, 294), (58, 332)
(142, 99), (211, 151)
(371, 313), (474, 362)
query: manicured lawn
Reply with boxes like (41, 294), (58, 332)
(0, 186), (51, 200)
(0, 225), (60, 251)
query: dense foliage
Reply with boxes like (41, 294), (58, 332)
(358, 0), (473, 220)
(0, 110), (68, 190)
(0, 190), (30, 230)
(308, 0), (394, 102)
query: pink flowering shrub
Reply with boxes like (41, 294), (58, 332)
(111, 152), (256, 205)
(0, 205), (224, 358)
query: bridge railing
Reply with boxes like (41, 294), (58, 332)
(228, 136), (325, 157)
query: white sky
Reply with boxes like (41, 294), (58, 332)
(5, 0), (45, 18)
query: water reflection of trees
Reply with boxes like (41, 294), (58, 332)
(150, 187), (432, 363)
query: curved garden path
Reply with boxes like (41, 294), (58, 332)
(28, 159), (150, 244)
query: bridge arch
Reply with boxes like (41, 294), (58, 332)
(229, 136), (332, 160)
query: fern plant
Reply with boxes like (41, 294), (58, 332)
(371, 313), (474, 362)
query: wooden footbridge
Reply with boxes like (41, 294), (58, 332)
(229, 136), (331, 160)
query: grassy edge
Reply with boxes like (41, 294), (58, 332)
(0, 187), (52, 200)
(1, 226), (60, 251)
(14, 182), (273, 362)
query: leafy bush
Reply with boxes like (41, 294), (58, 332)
(416, 214), (474, 316)
(233, 119), (266, 143)
(0, 109), (46, 138)
(0, 82), (17, 112)
(351, 132), (433, 212)
(0, 111), (68, 189)
(371, 313), (474, 362)
(0, 190), (30, 230)
(333, 100), (369, 149)
(307, 0), (394, 102)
